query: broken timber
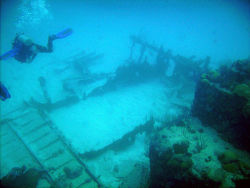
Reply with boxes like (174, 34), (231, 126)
(80, 118), (154, 159)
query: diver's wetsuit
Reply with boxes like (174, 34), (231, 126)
(13, 36), (54, 63)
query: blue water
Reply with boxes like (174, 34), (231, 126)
(2, 0), (250, 63)
(0, 0), (249, 108)
(1, 0), (250, 187)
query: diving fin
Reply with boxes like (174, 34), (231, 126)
(0, 82), (11, 101)
(51, 28), (73, 40)
(0, 48), (19, 61)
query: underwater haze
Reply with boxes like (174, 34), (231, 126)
(1, 0), (250, 188)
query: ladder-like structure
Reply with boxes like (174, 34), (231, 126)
(0, 107), (101, 188)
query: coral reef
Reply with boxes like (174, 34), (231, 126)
(149, 140), (219, 187)
(173, 141), (189, 154)
(192, 59), (250, 152)
(149, 126), (219, 188)
(1, 166), (49, 188)
(218, 150), (250, 176)
(149, 117), (250, 188)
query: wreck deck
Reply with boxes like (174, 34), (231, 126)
(0, 106), (101, 187)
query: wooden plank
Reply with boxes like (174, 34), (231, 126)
(52, 158), (74, 171)
(22, 121), (49, 136)
(29, 131), (50, 144)
(43, 148), (65, 162)
(72, 172), (92, 188)
(38, 138), (60, 151)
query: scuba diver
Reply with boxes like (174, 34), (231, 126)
(0, 28), (73, 102)
(0, 82), (11, 101)
(0, 28), (73, 63)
